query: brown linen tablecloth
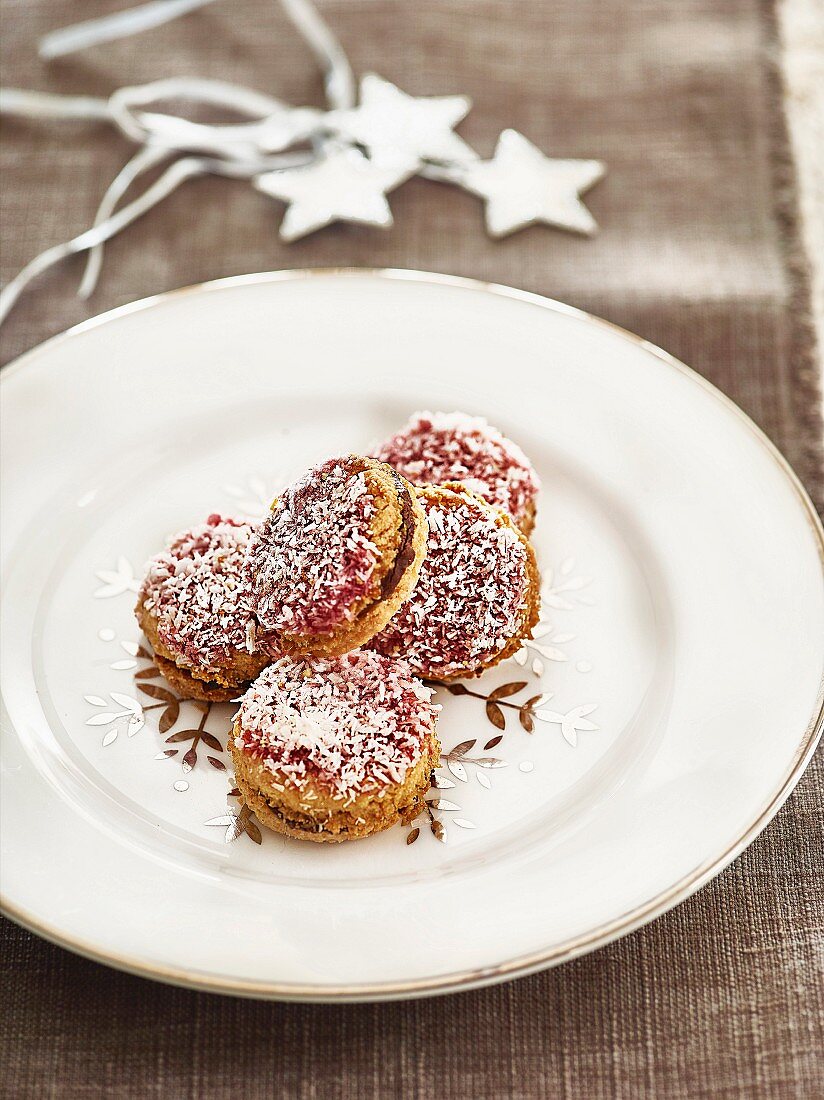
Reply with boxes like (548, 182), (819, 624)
(1, 2), (822, 1097)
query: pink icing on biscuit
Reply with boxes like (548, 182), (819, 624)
(244, 457), (380, 645)
(369, 487), (530, 677)
(138, 514), (255, 674)
(233, 651), (437, 799)
(371, 410), (540, 527)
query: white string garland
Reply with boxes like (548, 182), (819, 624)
(0, 0), (606, 328)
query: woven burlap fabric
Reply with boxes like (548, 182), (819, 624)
(1, 2), (822, 1096)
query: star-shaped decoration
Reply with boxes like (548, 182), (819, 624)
(255, 145), (416, 241)
(459, 129), (605, 238)
(328, 73), (475, 166)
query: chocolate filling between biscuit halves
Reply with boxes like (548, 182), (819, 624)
(305, 457), (416, 606)
(374, 468), (417, 602)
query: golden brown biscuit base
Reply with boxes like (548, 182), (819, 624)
(275, 459), (429, 659)
(136, 602), (269, 702)
(518, 498), (537, 538)
(151, 654), (241, 703)
(229, 728), (440, 843)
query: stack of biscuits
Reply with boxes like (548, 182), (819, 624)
(135, 412), (542, 843)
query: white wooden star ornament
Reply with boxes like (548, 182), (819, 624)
(328, 74), (475, 166)
(458, 129), (606, 238)
(0, 0), (611, 326)
(256, 145), (417, 241)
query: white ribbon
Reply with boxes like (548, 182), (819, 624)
(0, 150), (310, 327)
(39, 0), (223, 61)
(0, 0), (351, 326)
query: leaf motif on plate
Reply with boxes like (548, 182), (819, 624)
(541, 562), (593, 611)
(525, 693), (551, 708)
(158, 701), (180, 733)
(571, 703), (599, 721)
(137, 683), (176, 703)
(446, 759), (468, 783)
(110, 692), (141, 713)
(559, 704), (599, 745)
(203, 798), (262, 847)
(489, 681), (527, 700)
(93, 557), (139, 599)
(86, 712), (119, 726)
(485, 701), (505, 729)
(534, 709), (565, 724)
(530, 644), (567, 663)
(127, 715), (145, 737)
(165, 729), (201, 743)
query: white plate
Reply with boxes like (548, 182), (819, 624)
(2, 270), (822, 1001)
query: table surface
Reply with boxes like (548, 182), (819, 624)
(1, 2), (823, 1097)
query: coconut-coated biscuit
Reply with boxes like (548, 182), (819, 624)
(229, 651), (440, 842)
(232, 732), (439, 843)
(371, 410), (541, 534)
(369, 483), (541, 681)
(244, 455), (427, 659)
(135, 514), (269, 702)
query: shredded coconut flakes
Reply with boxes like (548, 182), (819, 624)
(234, 651), (436, 798)
(245, 457), (380, 641)
(138, 514), (255, 673)
(372, 410), (540, 525)
(370, 490), (529, 676)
